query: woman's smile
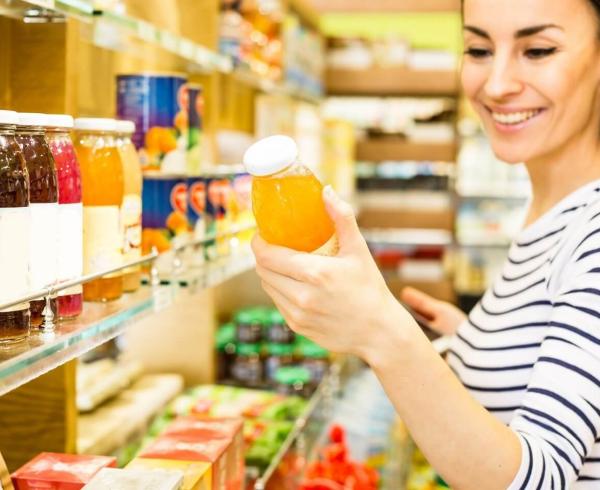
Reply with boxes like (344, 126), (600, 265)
(482, 104), (547, 133)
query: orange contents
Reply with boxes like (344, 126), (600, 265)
(252, 173), (334, 252)
(76, 140), (124, 301)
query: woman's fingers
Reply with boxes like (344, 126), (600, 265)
(252, 234), (311, 280)
(260, 280), (307, 333)
(400, 287), (438, 320)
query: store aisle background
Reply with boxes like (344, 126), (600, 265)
(0, 0), (529, 489)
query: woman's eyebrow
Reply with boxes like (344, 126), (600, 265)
(463, 24), (563, 40)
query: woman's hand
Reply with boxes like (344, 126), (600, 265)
(400, 287), (467, 336)
(252, 186), (419, 362)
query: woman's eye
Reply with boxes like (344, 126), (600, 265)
(464, 48), (492, 59)
(524, 47), (557, 59)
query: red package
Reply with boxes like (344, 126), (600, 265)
(140, 434), (229, 490)
(11, 453), (116, 490)
(162, 417), (245, 490)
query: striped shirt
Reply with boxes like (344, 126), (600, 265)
(448, 180), (600, 489)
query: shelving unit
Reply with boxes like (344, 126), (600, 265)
(327, 66), (459, 96)
(357, 138), (457, 162)
(0, 0), (334, 479)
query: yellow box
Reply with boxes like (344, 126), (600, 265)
(127, 458), (212, 490)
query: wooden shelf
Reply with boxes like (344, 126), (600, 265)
(326, 66), (459, 96)
(357, 138), (457, 162)
(359, 208), (455, 231)
(309, 0), (460, 13)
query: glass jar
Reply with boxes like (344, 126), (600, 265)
(235, 310), (263, 344)
(0, 110), (30, 343)
(266, 309), (295, 344)
(300, 341), (330, 387)
(274, 366), (311, 398)
(46, 115), (83, 319)
(231, 343), (263, 388)
(215, 322), (236, 381)
(74, 118), (124, 302)
(15, 113), (59, 328)
(244, 135), (336, 254)
(115, 120), (142, 293)
(265, 342), (294, 383)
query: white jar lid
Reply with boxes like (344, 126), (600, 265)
(46, 114), (74, 129)
(243, 135), (298, 177)
(17, 112), (47, 127)
(0, 110), (18, 126)
(116, 120), (136, 134)
(74, 117), (118, 132)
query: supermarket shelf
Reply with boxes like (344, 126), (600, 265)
(0, 252), (255, 397)
(95, 9), (232, 73)
(326, 66), (459, 96)
(357, 138), (457, 162)
(457, 236), (512, 248)
(0, 0), (94, 21)
(310, 0), (460, 13)
(456, 187), (531, 200)
(362, 228), (452, 247)
(253, 357), (363, 490)
(231, 69), (322, 104)
(78, 374), (184, 455)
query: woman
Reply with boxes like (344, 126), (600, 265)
(252, 0), (600, 487)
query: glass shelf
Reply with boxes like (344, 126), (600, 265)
(0, 252), (255, 396)
(253, 357), (363, 490)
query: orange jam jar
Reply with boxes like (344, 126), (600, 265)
(244, 135), (336, 254)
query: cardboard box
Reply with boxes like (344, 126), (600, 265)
(162, 417), (244, 490)
(82, 468), (183, 490)
(139, 435), (229, 490)
(11, 453), (116, 490)
(127, 458), (212, 490)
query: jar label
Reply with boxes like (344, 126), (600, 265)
(83, 205), (123, 275)
(58, 203), (83, 296)
(0, 207), (30, 311)
(121, 194), (142, 265)
(29, 203), (59, 290)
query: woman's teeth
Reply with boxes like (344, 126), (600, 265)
(491, 110), (541, 125)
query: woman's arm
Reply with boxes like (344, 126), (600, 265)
(254, 187), (600, 489)
(253, 187), (522, 489)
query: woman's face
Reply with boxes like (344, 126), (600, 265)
(462, 0), (600, 163)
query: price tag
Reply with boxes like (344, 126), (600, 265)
(137, 21), (156, 43)
(161, 32), (179, 53)
(27, 0), (55, 9)
(153, 286), (173, 313)
(180, 39), (195, 60)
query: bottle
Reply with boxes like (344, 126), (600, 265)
(15, 113), (59, 328)
(46, 114), (83, 319)
(74, 118), (124, 302)
(0, 110), (30, 342)
(243, 135), (336, 254)
(116, 120), (142, 292)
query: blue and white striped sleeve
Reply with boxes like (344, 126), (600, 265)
(507, 224), (600, 489)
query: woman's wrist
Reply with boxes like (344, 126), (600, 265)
(359, 295), (426, 370)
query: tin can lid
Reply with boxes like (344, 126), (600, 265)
(116, 120), (136, 134)
(17, 112), (47, 127)
(74, 118), (118, 132)
(46, 114), (74, 129)
(0, 110), (18, 126)
(243, 135), (298, 177)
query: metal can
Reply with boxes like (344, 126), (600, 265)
(187, 175), (207, 266)
(186, 83), (204, 176)
(116, 73), (188, 173)
(141, 174), (189, 273)
(205, 169), (234, 260)
(231, 170), (254, 244)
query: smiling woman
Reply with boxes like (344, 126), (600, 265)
(252, 0), (600, 489)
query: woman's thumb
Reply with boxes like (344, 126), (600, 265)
(322, 185), (362, 252)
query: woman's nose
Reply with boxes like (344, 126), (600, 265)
(484, 54), (524, 100)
